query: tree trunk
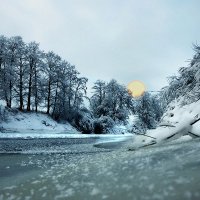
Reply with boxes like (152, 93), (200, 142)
(3, 67), (9, 108)
(47, 80), (51, 114)
(34, 66), (38, 112)
(27, 61), (33, 111)
(8, 80), (12, 108)
(19, 61), (23, 111)
(52, 81), (58, 116)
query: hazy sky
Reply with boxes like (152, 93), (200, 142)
(0, 0), (200, 94)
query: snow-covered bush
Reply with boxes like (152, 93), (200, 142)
(72, 108), (94, 134)
(93, 116), (115, 134)
(131, 116), (147, 134)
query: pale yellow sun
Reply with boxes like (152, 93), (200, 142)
(127, 80), (146, 98)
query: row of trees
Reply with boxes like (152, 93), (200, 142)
(90, 44), (200, 133)
(0, 35), (87, 121)
(90, 79), (162, 133)
(0, 35), (163, 133)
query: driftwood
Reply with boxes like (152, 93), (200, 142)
(165, 133), (176, 140)
(128, 141), (157, 151)
(188, 131), (200, 138)
(190, 118), (200, 125)
(163, 118), (200, 140)
(165, 131), (200, 140)
(164, 131), (200, 141)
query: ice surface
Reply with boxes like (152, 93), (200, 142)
(0, 137), (200, 200)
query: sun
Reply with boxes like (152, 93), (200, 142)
(127, 80), (146, 98)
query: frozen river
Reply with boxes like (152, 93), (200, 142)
(0, 136), (200, 200)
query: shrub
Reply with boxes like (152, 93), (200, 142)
(93, 116), (114, 134)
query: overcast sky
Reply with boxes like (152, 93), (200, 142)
(0, 0), (200, 94)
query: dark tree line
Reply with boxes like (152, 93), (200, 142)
(0, 35), (87, 121)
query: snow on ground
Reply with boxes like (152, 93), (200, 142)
(0, 132), (133, 139)
(160, 98), (200, 137)
(131, 98), (200, 148)
(1, 112), (76, 132)
(161, 98), (200, 129)
(108, 114), (137, 135)
(0, 105), (79, 135)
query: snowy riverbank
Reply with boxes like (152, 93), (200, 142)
(0, 103), (134, 137)
(0, 109), (78, 133)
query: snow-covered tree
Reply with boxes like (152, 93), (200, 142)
(0, 35), (9, 107)
(90, 80), (106, 117)
(0, 35), (88, 128)
(135, 92), (162, 131)
(43, 51), (62, 114)
(71, 107), (94, 134)
(51, 63), (88, 121)
(161, 44), (200, 108)
(13, 38), (27, 111)
(90, 79), (133, 123)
